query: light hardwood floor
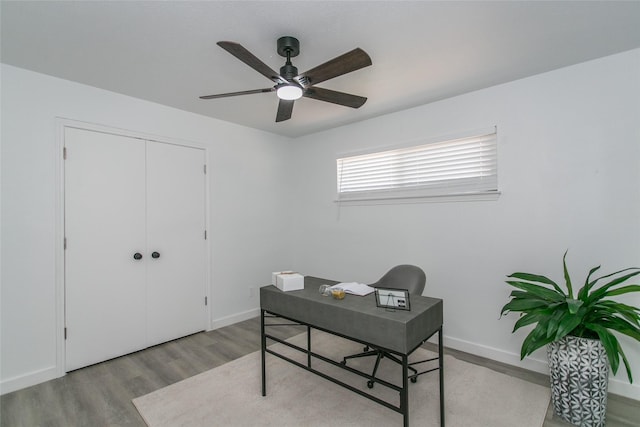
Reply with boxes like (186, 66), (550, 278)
(1, 317), (638, 426)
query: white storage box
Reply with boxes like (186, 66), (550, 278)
(275, 272), (304, 292)
(272, 271), (294, 286)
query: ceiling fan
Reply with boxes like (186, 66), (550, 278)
(199, 36), (372, 122)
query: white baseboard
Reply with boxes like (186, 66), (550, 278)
(209, 308), (261, 330)
(443, 335), (640, 401)
(4, 314), (637, 401)
(0, 366), (60, 396)
(609, 379), (640, 401)
(444, 335), (549, 373)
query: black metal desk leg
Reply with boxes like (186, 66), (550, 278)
(401, 354), (409, 427)
(439, 327), (445, 427)
(307, 325), (312, 367)
(261, 309), (266, 396)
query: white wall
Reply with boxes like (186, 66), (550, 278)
(3, 49), (640, 400)
(289, 49), (640, 399)
(0, 64), (294, 393)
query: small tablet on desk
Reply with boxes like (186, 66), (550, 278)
(375, 288), (411, 311)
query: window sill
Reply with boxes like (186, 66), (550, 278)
(334, 191), (501, 206)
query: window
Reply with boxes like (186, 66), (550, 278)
(336, 129), (498, 203)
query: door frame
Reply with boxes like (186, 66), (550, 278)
(55, 118), (211, 377)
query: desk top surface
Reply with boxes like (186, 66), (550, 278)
(261, 276), (443, 354)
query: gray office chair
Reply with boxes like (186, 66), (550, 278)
(341, 264), (426, 388)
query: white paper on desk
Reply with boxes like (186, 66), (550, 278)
(331, 282), (375, 296)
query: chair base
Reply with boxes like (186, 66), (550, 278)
(342, 346), (418, 388)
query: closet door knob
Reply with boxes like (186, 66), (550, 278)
(151, 251), (160, 259)
(133, 252), (143, 260)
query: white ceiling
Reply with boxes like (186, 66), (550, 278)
(2, 1), (640, 138)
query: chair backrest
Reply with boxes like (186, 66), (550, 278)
(370, 265), (426, 296)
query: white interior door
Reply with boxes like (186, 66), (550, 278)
(146, 142), (207, 344)
(64, 128), (147, 371)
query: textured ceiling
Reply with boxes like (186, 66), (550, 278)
(2, 1), (640, 137)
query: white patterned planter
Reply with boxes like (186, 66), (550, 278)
(547, 336), (609, 427)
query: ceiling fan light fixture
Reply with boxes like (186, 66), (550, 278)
(201, 38), (372, 122)
(276, 84), (303, 100)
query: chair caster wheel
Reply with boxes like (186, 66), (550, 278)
(363, 346), (369, 352)
(367, 381), (374, 389)
(340, 360), (346, 365)
(410, 376), (417, 383)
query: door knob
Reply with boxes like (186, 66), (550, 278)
(133, 252), (143, 260)
(151, 251), (160, 259)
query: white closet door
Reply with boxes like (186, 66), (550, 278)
(145, 142), (207, 345)
(64, 128), (147, 371)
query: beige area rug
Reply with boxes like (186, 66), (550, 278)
(133, 331), (550, 427)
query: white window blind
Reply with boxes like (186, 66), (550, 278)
(337, 131), (498, 202)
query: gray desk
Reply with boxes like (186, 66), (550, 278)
(260, 276), (444, 427)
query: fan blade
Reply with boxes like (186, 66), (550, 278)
(276, 99), (294, 122)
(303, 87), (367, 108)
(217, 41), (286, 84)
(298, 48), (372, 86)
(200, 88), (274, 99)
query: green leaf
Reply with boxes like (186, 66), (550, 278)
(587, 269), (640, 304)
(563, 250), (574, 298)
(587, 324), (622, 377)
(520, 324), (556, 359)
(618, 345), (633, 384)
(555, 309), (586, 340)
(566, 298), (583, 314)
(546, 310), (564, 339)
(509, 290), (529, 299)
(508, 272), (564, 293)
(591, 319), (637, 382)
(505, 280), (565, 301)
(500, 298), (549, 313)
(596, 317), (640, 341)
(506, 290), (553, 303)
(593, 301), (640, 326)
(591, 267), (640, 287)
(512, 307), (556, 331)
(520, 324), (546, 358)
(605, 284), (640, 297)
(578, 265), (602, 300)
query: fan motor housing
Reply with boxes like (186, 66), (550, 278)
(280, 63), (298, 81)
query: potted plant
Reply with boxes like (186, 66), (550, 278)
(500, 251), (640, 427)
